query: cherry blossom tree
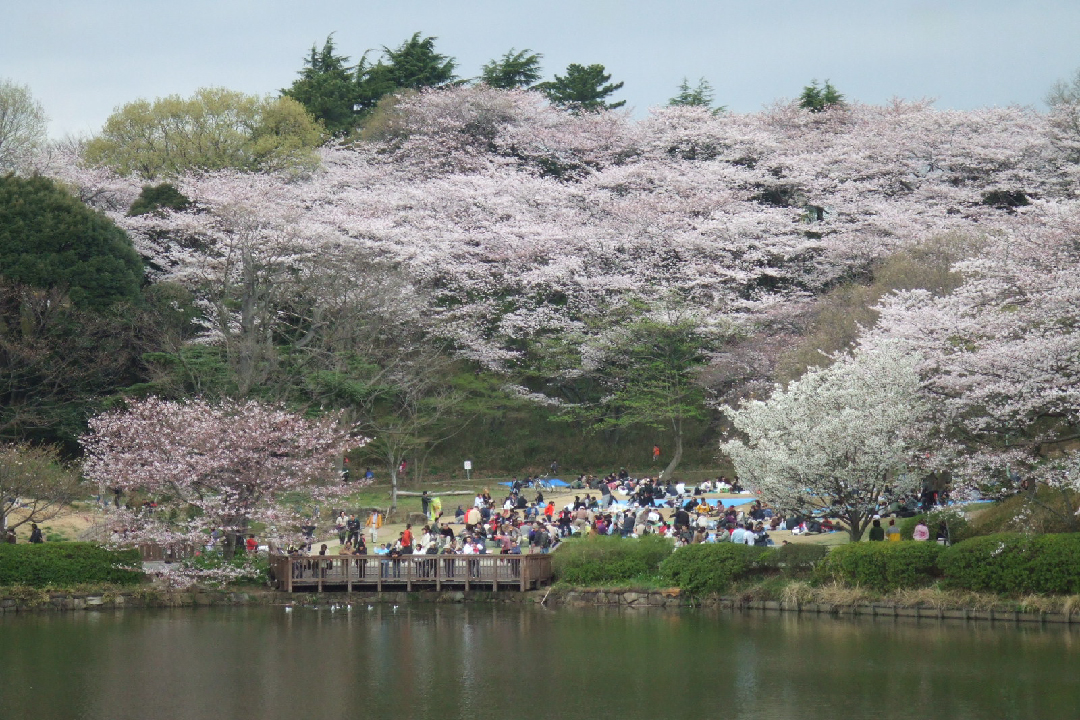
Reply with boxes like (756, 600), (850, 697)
(81, 397), (358, 557)
(869, 205), (1080, 510)
(722, 343), (934, 541)
(48, 85), (1076, 449)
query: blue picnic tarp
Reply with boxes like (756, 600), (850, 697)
(499, 478), (569, 488)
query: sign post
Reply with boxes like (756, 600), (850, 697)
(464, 460), (472, 481)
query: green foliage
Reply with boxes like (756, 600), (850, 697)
(282, 35), (360, 136)
(84, 88), (325, 178)
(0, 175), (143, 310)
(659, 543), (764, 596)
(668, 77), (722, 112)
(0, 78), (48, 173)
(0, 543), (143, 587)
(551, 534), (673, 585)
(537, 63), (625, 113)
(127, 183), (191, 217)
(758, 543), (829, 577)
(382, 32), (458, 91)
(798, 79), (845, 113)
(818, 541), (941, 592)
(899, 510), (974, 542)
(480, 49), (543, 89)
(939, 533), (1080, 595)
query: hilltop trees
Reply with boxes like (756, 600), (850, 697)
(537, 63), (626, 112)
(669, 77), (720, 112)
(84, 88), (324, 178)
(0, 79), (48, 174)
(480, 49), (543, 89)
(799, 79), (845, 112)
(282, 35), (359, 136)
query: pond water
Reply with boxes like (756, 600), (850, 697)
(2, 605), (1078, 720)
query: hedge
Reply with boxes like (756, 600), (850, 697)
(939, 533), (1080, 595)
(818, 541), (941, 592)
(659, 543), (764, 596)
(758, 543), (829, 576)
(551, 535), (673, 585)
(0, 543), (144, 587)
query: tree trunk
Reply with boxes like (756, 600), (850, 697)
(390, 468), (399, 518)
(659, 423), (684, 481)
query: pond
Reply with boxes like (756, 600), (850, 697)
(2, 605), (1077, 720)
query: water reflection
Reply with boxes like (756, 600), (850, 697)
(1, 605), (1078, 720)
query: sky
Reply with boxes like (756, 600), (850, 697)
(3, 0), (1079, 138)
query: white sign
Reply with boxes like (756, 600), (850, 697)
(463, 460), (473, 470)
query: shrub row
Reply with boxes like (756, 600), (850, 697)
(818, 541), (942, 592)
(550, 535), (674, 585)
(551, 537), (832, 595)
(782, 533), (1080, 595)
(0, 543), (144, 587)
(938, 533), (1080, 595)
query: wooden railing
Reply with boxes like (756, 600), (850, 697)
(269, 553), (553, 593)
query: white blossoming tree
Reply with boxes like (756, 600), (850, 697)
(721, 343), (933, 540)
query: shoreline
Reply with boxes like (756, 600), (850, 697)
(4, 585), (1080, 626)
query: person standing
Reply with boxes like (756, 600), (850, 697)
(652, 445), (661, 463)
(868, 518), (885, 541)
(912, 519), (930, 541)
(346, 514), (361, 545)
(336, 511), (348, 545)
(29, 523), (43, 543)
(365, 510), (381, 543)
(886, 518), (901, 542)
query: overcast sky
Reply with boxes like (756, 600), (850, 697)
(4, 0), (1079, 138)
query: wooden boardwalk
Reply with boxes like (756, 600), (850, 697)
(270, 553), (553, 593)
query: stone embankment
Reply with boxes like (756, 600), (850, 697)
(4, 586), (1080, 625)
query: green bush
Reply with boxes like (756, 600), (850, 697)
(659, 543), (764, 596)
(0, 543), (143, 587)
(899, 510), (974, 542)
(939, 533), (1080, 595)
(818, 541), (941, 592)
(551, 535), (673, 585)
(758, 543), (829, 576)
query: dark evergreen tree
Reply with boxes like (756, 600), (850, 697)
(282, 35), (360, 135)
(127, 183), (191, 217)
(480, 48), (543, 89)
(0, 175), (143, 310)
(537, 64), (626, 113)
(382, 32), (458, 90)
(669, 77), (722, 112)
(799, 79), (845, 113)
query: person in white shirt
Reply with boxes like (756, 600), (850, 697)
(731, 523), (746, 544)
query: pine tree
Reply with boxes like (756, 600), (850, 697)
(536, 63), (625, 113)
(480, 49), (543, 89)
(283, 35), (359, 135)
(799, 79), (845, 113)
(668, 77), (723, 112)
